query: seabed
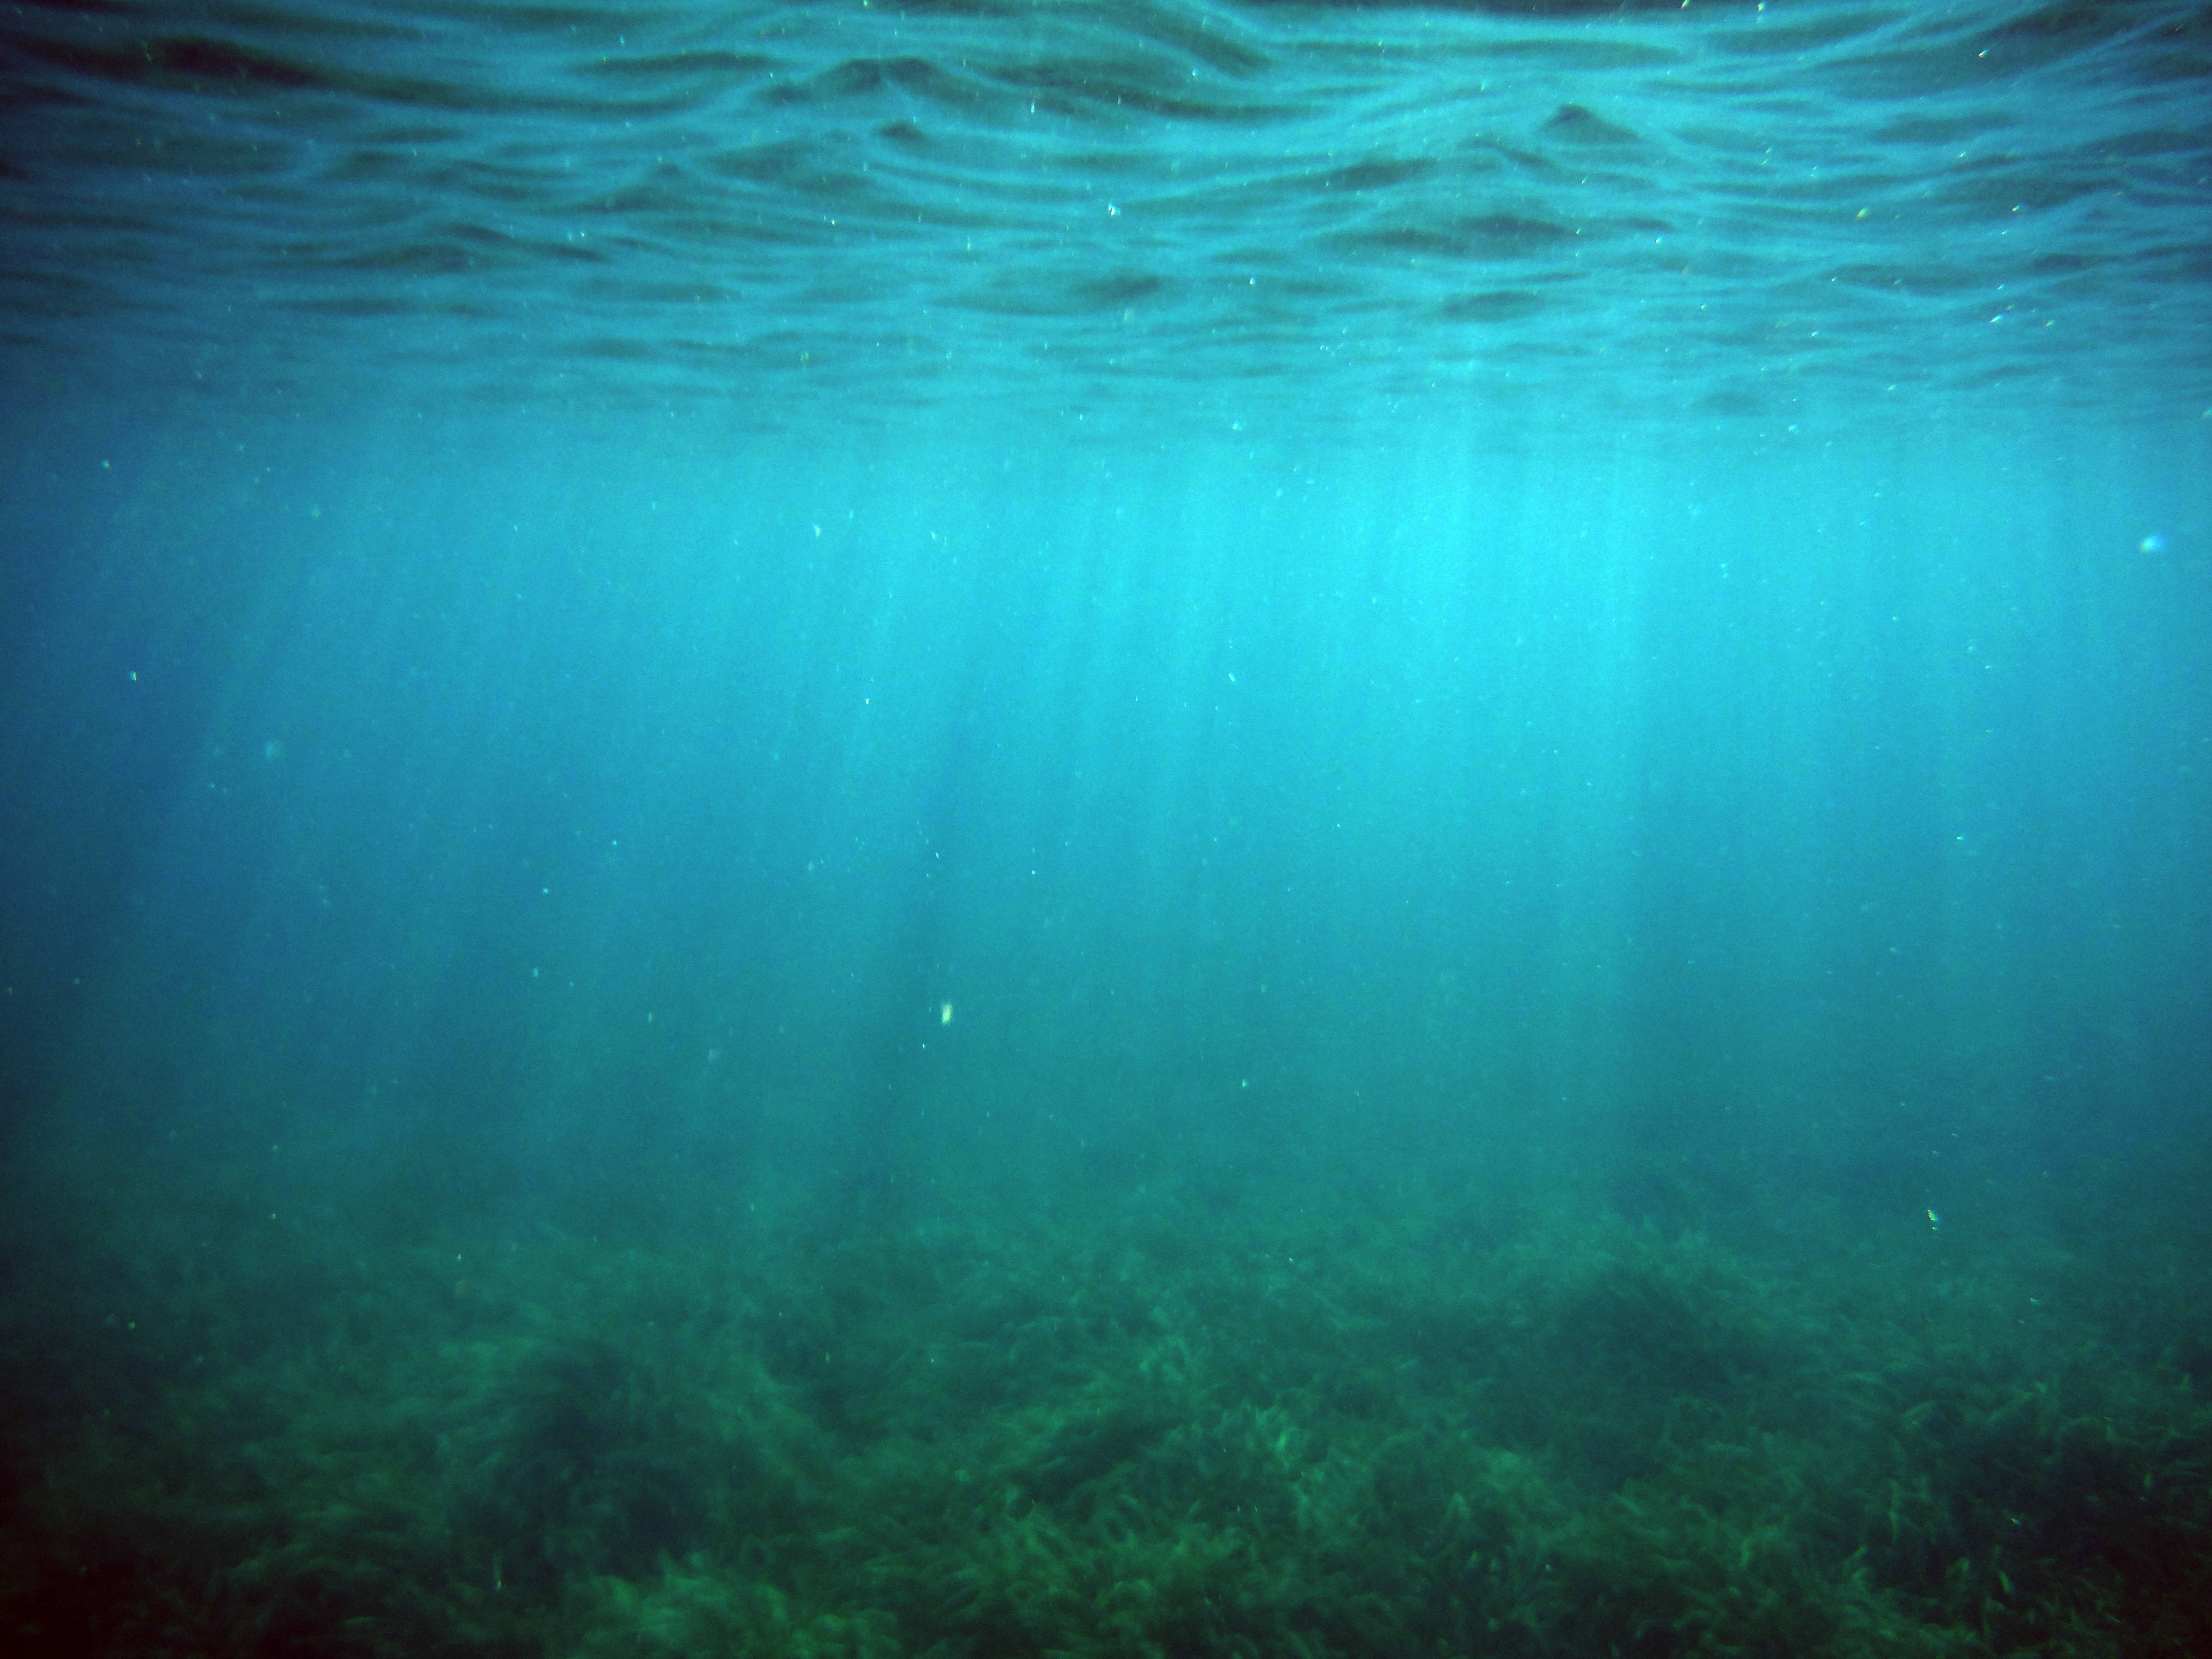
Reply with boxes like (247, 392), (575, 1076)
(3, 1130), (2207, 1658)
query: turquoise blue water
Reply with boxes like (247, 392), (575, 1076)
(4, 0), (2206, 431)
(2, 2), (2210, 1653)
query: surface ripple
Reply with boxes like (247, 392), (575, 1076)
(1, 0), (2204, 425)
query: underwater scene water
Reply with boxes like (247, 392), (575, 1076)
(3, 0), (2210, 1653)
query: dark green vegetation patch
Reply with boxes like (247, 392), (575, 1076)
(3, 1153), (2207, 1657)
